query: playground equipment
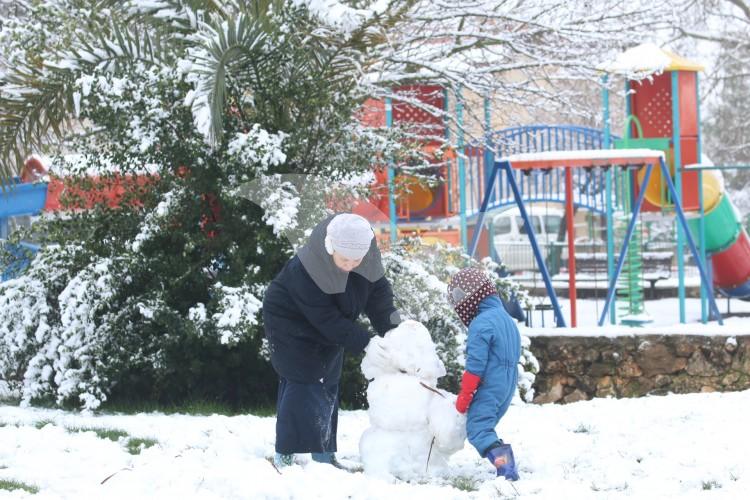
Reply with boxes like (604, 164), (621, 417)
(3, 47), (744, 329)
(0, 157), (47, 281)
(603, 44), (750, 322)
(361, 44), (745, 327)
(0, 163), (46, 280)
(469, 148), (723, 327)
(685, 165), (750, 299)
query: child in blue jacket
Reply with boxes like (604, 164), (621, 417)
(448, 267), (521, 481)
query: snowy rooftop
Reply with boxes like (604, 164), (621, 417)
(599, 43), (705, 76)
(501, 148), (665, 169)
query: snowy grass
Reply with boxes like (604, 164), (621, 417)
(65, 427), (158, 455)
(4, 418), (159, 457)
(450, 475), (480, 492)
(32, 419), (54, 430)
(100, 399), (276, 417)
(0, 479), (39, 494)
(66, 426), (130, 442)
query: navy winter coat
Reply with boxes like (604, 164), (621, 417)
(262, 215), (400, 383)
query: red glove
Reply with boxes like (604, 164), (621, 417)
(455, 371), (481, 414)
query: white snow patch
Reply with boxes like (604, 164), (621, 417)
(599, 42), (672, 76)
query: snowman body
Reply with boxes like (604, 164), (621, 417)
(359, 320), (466, 479)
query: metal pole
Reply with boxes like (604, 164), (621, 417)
(483, 95), (494, 256)
(565, 167), (577, 327)
(386, 97), (397, 245)
(696, 73), (708, 323)
(457, 87), (467, 251)
(599, 163), (655, 326)
(502, 160), (566, 327)
(671, 72), (686, 323)
(603, 76), (616, 324)
(469, 164), (500, 258)
(659, 156), (723, 325)
(444, 88), (452, 210)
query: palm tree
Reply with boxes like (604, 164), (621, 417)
(0, 0), (412, 184)
(2, 0), (708, 187)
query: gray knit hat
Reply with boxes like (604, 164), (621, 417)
(325, 213), (375, 259)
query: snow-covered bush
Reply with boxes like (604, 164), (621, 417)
(381, 238), (538, 401)
(0, 2), (410, 410)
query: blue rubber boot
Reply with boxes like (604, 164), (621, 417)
(485, 443), (519, 481)
(311, 452), (345, 469)
(273, 452), (293, 468)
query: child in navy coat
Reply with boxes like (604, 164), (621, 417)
(448, 267), (521, 480)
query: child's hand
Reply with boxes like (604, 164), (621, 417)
(455, 371), (481, 414)
(455, 391), (473, 413)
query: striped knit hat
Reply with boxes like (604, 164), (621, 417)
(448, 267), (498, 327)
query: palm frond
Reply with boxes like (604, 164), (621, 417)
(0, 24), (168, 182)
(97, 0), (230, 31)
(189, 13), (270, 146)
(0, 68), (75, 184)
(56, 22), (167, 73)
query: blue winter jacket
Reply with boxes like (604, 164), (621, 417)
(263, 215), (400, 383)
(465, 295), (522, 388)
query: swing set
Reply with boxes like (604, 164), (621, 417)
(468, 149), (723, 327)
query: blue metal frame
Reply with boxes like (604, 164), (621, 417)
(470, 159), (566, 327)
(0, 178), (47, 281)
(461, 125), (621, 221)
(0, 179), (49, 218)
(463, 160), (611, 216)
(397, 124), (620, 225)
(598, 156), (723, 326)
(490, 125), (610, 157)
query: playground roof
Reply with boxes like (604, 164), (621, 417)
(600, 43), (705, 75)
(500, 148), (665, 170)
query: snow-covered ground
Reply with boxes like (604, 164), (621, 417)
(3, 297), (750, 499)
(2, 389), (750, 499)
(525, 296), (750, 334)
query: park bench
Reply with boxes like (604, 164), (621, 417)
(574, 250), (672, 298)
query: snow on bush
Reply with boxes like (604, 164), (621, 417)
(211, 283), (263, 345)
(0, 240), (267, 410)
(53, 257), (119, 409)
(226, 125), (287, 173)
(131, 188), (186, 252)
(0, 244), (92, 407)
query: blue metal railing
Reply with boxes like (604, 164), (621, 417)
(465, 125), (620, 218)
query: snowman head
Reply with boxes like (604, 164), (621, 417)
(362, 320), (446, 381)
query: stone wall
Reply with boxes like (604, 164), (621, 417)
(530, 335), (750, 404)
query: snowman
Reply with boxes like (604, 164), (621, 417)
(359, 320), (466, 479)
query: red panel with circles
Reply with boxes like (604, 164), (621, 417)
(392, 85), (445, 138)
